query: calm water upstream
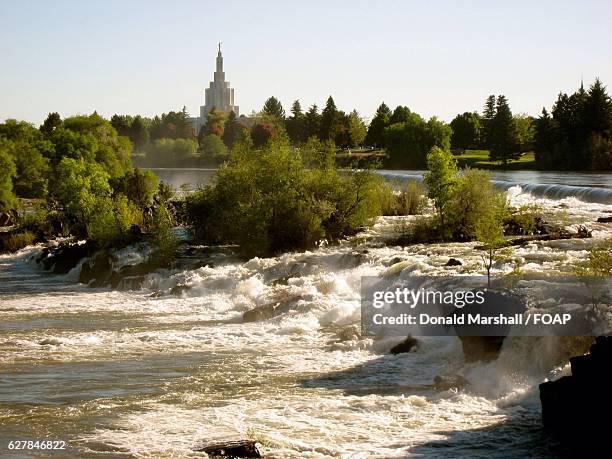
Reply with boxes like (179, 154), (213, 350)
(1, 169), (611, 458)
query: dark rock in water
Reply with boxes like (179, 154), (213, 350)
(445, 258), (462, 266)
(453, 290), (525, 362)
(37, 241), (95, 274)
(384, 256), (403, 267)
(433, 374), (469, 390)
(459, 336), (506, 362)
(390, 336), (419, 354)
(539, 335), (611, 453)
(596, 216), (612, 223)
(194, 440), (261, 458)
(79, 251), (113, 285)
(243, 295), (303, 322)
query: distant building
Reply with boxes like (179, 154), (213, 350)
(191, 43), (239, 135)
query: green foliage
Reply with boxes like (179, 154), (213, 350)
(148, 202), (178, 261)
(449, 169), (507, 241)
(488, 95), (520, 165)
(51, 157), (112, 222)
(262, 97), (285, 119)
(145, 138), (198, 166)
(347, 110), (367, 148)
(0, 144), (17, 212)
(150, 109), (194, 141)
(286, 100), (306, 145)
(155, 181), (175, 205)
(185, 140), (383, 257)
(450, 112), (482, 152)
(473, 186), (508, 287)
(365, 103), (391, 147)
(304, 104), (321, 140)
(423, 146), (457, 230)
(381, 181), (426, 216)
(200, 134), (229, 162)
(385, 114), (452, 168)
(513, 113), (534, 150)
(300, 137), (335, 169)
(389, 106), (411, 125)
(573, 239), (611, 309)
(535, 78), (612, 170)
(1, 231), (36, 253)
(319, 96), (340, 142)
(222, 111), (246, 148)
(86, 194), (140, 247)
(111, 168), (158, 208)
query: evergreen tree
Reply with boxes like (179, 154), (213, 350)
(365, 102), (391, 147)
(286, 100), (306, 144)
(488, 95), (519, 165)
(584, 78), (612, 135)
(482, 95), (496, 148)
(262, 96), (285, 119)
(222, 111), (245, 148)
(319, 96), (339, 142)
(40, 112), (62, 137)
(304, 104), (321, 140)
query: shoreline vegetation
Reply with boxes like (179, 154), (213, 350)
(0, 79), (610, 270)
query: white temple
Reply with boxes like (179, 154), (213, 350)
(192, 43), (239, 134)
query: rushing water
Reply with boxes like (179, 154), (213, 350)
(1, 170), (611, 458)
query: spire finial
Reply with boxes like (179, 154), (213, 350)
(218, 42), (222, 53)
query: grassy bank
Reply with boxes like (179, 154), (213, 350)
(454, 150), (536, 170)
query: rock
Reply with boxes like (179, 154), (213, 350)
(433, 374), (469, 390)
(37, 241), (94, 274)
(445, 258), (462, 266)
(79, 251), (113, 285)
(194, 440), (261, 458)
(539, 335), (611, 453)
(243, 295), (303, 322)
(390, 336), (419, 354)
(596, 216), (612, 223)
(0, 212), (11, 226)
(454, 290), (525, 362)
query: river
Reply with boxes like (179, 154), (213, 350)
(1, 169), (610, 458)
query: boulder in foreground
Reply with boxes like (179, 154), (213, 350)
(194, 440), (262, 458)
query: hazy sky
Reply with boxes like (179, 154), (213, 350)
(1, 0), (611, 125)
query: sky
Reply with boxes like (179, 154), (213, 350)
(1, 0), (611, 125)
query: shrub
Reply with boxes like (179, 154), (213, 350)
(185, 140), (383, 257)
(86, 194), (140, 247)
(148, 203), (178, 261)
(448, 169), (507, 241)
(383, 181), (426, 216)
(0, 231), (35, 253)
(0, 144), (17, 212)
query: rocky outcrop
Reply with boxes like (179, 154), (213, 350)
(445, 258), (462, 266)
(454, 290), (525, 362)
(433, 374), (469, 390)
(243, 295), (303, 322)
(390, 336), (419, 354)
(36, 241), (96, 274)
(596, 216), (612, 223)
(539, 335), (611, 452)
(194, 440), (262, 458)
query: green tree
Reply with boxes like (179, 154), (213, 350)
(347, 110), (367, 148)
(286, 100), (306, 145)
(424, 146), (457, 234)
(40, 112), (62, 137)
(201, 134), (229, 162)
(450, 112), (482, 152)
(262, 96), (285, 120)
(365, 102), (391, 147)
(222, 111), (246, 148)
(513, 113), (534, 152)
(200, 108), (227, 140)
(251, 122), (275, 147)
(319, 96), (340, 142)
(385, 114), (452, 168)
(111, 168), (158, 209)
(482, 95), (496, 148)
(0, 144), (17, 212)
(304, 104), (321, 139)
(389, 105), (411, 124)
(474, 188), (508, 288)
(488, 95), (520, 165)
